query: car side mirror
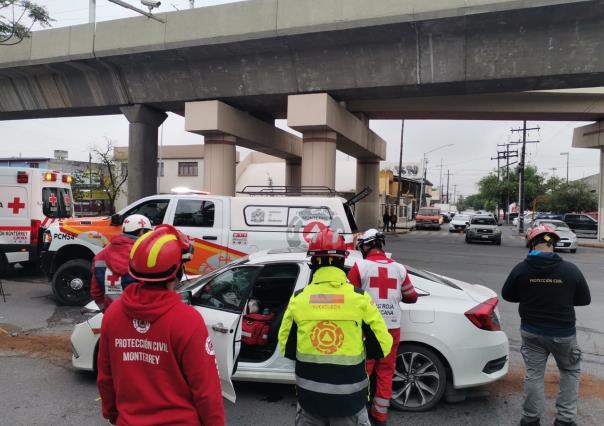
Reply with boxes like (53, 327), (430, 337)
(110, 213), (122, 226)
(180, 290), (193, 305)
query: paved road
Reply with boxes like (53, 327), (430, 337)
(1, 228), (603, 425)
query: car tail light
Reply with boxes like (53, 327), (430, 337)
(17, 171), (28, 183)
(30, 219), (41, 246)
(464, 297), (501, 331)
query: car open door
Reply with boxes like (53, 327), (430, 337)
(196, 306), (242, 402)
(190, 265), (262, 402)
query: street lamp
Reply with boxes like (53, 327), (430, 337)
(419, 144), (454, 208)
(560, 152), (569, 183)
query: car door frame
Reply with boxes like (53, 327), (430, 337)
(189, 264), (264, 402)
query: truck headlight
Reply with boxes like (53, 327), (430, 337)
(43, 230), (52, 244)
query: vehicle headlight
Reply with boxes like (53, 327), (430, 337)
(570, 233), (577, 241)
(43, 230), (52, 244)
(495, 229), (502, 234)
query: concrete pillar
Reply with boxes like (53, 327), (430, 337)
(301, 130), (337, 190)
(356, 159), (380, 231)
(285, 160), (302, 188)
(121, 104), (167, 204)
(598, 148), (604, 241)
(203, 133), (237, 196)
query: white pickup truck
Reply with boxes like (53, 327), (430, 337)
(41, 191), (358, 305)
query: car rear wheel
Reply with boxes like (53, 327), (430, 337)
(52, 259), (92, 306)
(391, 344), (447, 412)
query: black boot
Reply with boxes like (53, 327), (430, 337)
(553, 420), (577, 426)
(520, 418), (540, 426)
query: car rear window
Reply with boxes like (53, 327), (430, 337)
(406, 266), (461, 290)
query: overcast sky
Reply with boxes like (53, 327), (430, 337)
(1, 0), (600, 197)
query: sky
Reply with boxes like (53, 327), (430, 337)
(1, 0), (600, 197)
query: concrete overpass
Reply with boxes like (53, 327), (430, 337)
(2, 0), (604, 228)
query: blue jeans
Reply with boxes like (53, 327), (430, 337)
(520, 330), (582, 423)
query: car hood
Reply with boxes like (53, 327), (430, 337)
(555, 228), (574, 238)
(469, 225), (497, 230)
(451, 219), (468, 225)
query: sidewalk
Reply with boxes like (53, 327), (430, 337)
(578, 239), (604, 249)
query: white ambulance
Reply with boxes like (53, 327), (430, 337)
(41, 188), (362, 305)
(0, 167), (74, 275)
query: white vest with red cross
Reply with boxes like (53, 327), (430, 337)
(352, 257), (409, 328)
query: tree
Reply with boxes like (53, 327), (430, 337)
(92, 139), (127, 214)
(546, 181), (597, 213)
(1, 1), (52, 45)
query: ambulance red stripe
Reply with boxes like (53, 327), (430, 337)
(0, 226), (31, 231)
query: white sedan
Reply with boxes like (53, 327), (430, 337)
(71, 249), (509, 412)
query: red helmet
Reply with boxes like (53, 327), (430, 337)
(527, 224), (560, 247)
(129, 224), (193, 282)
(307, 228), (348, 258)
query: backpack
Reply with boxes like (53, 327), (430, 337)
(241, 313), (275, 346)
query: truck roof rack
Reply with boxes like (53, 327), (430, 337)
(238, 186), (337, 196)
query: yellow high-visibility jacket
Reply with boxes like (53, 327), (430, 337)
(278, 266), (392, 418)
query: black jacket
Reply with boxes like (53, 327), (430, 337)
(502, 253), (591, 328)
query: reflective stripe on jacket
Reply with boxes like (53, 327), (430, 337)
(278, 266), (392, 418)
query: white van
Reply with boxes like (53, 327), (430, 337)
(41, 190), (359, 305)
(0, 167), (74, 275)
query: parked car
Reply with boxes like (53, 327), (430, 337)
(41, 191), (358, 305)
(465, 215), (502, 245)
(71, 249), (509, 412)
(415, 208), (443, 230)
(449, 214), (471, 233)
(525, 219), (578, 253)
(534, 212), (564, 221)
(563, 213), (598, 236)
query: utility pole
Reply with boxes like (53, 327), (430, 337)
(510, 121), (540, 233)
(439, 159), (443, 203)
(560, 152), (569, 183)
(396, 121), (405, 207)
(492, 143), (519, 223)
(453, 184), (457, 205)
(89, 0), (96, 24)
(446, 170), (450, 204)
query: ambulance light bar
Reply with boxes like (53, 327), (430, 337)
(44, 172), (57, 182)
(17, 171), (28, 183)
(170, 187), (210, 195)
(62, 175), (73, 184)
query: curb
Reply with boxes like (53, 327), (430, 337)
(578, 241), (604, 249)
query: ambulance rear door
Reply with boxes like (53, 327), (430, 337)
(0, 185), (30, 264)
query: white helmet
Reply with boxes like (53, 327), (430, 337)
(356, 228), (386, 256)
(122, 214), (153, 234)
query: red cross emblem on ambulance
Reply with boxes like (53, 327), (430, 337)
(369, 267), (397, 299)
(8, 197), (26, 214)
(48, 193), (58, 206)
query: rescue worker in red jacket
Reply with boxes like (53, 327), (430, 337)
(348, 229), (418, 426)
(97, 224), (225, 426)
(90, 214), (152, 311)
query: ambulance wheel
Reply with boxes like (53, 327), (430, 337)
(391, 344), (447, 412)
(52, 259), (92, 306)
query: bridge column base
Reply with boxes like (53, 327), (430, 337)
(204, 134), (237, 196)
(286, 160), (302, 188)
(356, 159), (380, 231)
(301, 130), (337, 190)
(121, 105), (167, 204)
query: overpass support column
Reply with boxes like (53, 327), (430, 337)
(121, 104), (167, 204)
(286, 160), (302, 188)
(356, 159), (380, 230)
(301, 130), (337, 189)
(203, 133), (237, 196)
(572, 121), (604, 241)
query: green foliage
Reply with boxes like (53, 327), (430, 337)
(540, 181), (597, 213)
(0, 1), (52, 45)
(465, 165), (596, 214)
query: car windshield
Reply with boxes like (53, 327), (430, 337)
(176, 256), (250, 293)
(455, 215), (470, 222)
(419, 209), (439, 216)
(540, 220), (569, 230)
(471, 217), (496, 225)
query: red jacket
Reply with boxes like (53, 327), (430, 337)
(97, 283), (225, 426)
(90, 235), (136, 309)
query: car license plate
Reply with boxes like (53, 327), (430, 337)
(482, 235), (489, 238)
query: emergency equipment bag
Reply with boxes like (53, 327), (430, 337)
(241, 312), (275, 346)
